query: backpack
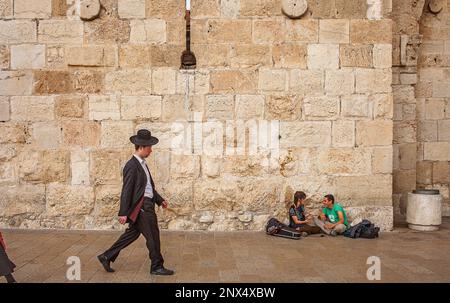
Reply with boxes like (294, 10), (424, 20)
(344, 219), (380, 239)
(266, 218), (283, 235)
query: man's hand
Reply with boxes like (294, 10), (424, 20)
(325, 222), (334, 229)
(118, 216), (127, 225)
(162, 200), (168, 209)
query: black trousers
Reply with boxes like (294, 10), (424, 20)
(103, 198), (164, 271)
(0, 245), (16, 277)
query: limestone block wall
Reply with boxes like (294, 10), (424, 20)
(0, 0), (394, 231)
(416, 0), (450, 215)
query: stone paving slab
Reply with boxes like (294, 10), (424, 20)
(1, 218), (450, 283)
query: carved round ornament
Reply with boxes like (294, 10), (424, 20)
(80, 0), (101, 21)
(428, 0), (444, 14)
(282, 0), (308, 19)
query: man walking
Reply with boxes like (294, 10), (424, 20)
(97, 129), (174, 276)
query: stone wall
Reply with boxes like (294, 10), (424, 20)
(0, 0), (394, 231)
(392, 0), (450, 216)
(416, 0), (450, 215)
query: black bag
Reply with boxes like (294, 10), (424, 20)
(266, 218), (301, 240)
(344, 219), (380, 239)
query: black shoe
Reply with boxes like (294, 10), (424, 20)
(150, 267), (174, 276)
(97, 254), (115, 273)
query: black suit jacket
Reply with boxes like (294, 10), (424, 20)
(118, 156), (165, 219)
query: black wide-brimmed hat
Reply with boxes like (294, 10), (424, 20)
(130, 129), (159, 146)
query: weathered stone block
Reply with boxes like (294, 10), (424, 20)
(191, 0), (220, 18)
(55, 95), (85, 119)
(146, 0), (183, 19)
(356, 120), (393, 146)
(162, 95), (188, 121)
(325, 69), (354, 96)
(152, 68), (176, 94)
(62, 120), (101, 148)
(118, 0), (146, 18)
(394, 121), (416, 144)
(119, 45), (151, 68)
(90, 150), (122, 185)
(38, 20), (83, 43)
(231, 44), (271, 68)
(236, 178), (282, 212)
(210, 70), (257, 94)
(307, 44), (339, 70)
(193, 179), (238, 211)
(289, 70), (324, 95)
(71, 150), (90, 186)
(0, 71), (32, 96)
(265, 95), (301, 121)
(418, 120), (438, 141)
(239, 0), (281, 16)
(397, 143), (416, 170)
(170, 155), (200, 179)
(425, 99), (445, 120)
(101, 120), (135, 148)
(393, 169), (416, 193)
(319, 19), (349, 44)
(88, 95), (120, 120)
(67, 46), (116, 67)
(303, 96), (339, 119)
(10, 44), (45, 69)
(121, 95), (161, 120)
(438, 120), (450, 141)
(0, 0), (13, 18)
(0, 97), (9, 121)
(220, 0), (239, 18)
(0, 184), (45, 217)
(341, 95), (371, 118)
(258, 69), (286, 92)
(14, 0), (52, 19)
(150, 44), (183, 67)
(350, 20), (392, 44)
(193, 44), (231, 68)
(253, 20), (285, 44)
(433, 161), (450, 184)
(46, 184), (94, 216)
(285, 20), (319, 43)
(335, 175), (392, 205)
(33, 71), (73, 95)
(355, 69), (392, 93)
(345, 206), (393, 231)
(84, 17), (131, 44)
(372, 146), (393, 174)
(280, 121), (331, 148)
(0, 123), (28, 143)
(10, 96), (54, 122)
(373, 44), (392, 68)
(424, 142), (450, 161)
(335, 0), (367, 18)
(71, 71), (105, 94)
(0, 20), (36, 43)
(206, 95), (234, 120)
(201, 156), (221, 178)
(272, 43), (307, 69)
(0, 45), (9, 69)
(433, 81), (450, 98)
(307, 0), (336, 18)
(94, 185), (121, 218)
(130, 19), (166, 44)
(106, 70), (151, 95)
(316, 148), (371, 175)
(332, 120), (355, 148)
(206, 20), (252, 43)
(19, 150), (69, 183)
(235, 95), (265, 120)
(52, 0), (67, 17)
(372, 94), (393, 119)
(32, 122), (61, 149)
(416, 161), (433, 185)
(340, 44), (373, 68)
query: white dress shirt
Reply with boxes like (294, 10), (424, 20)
(133, 154), (154, 199)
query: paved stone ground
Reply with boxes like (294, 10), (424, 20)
(1, 217), (450, 283)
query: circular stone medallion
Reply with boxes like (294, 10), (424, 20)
(282, 0), (308, 19)
(80, 0), (101, 21)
